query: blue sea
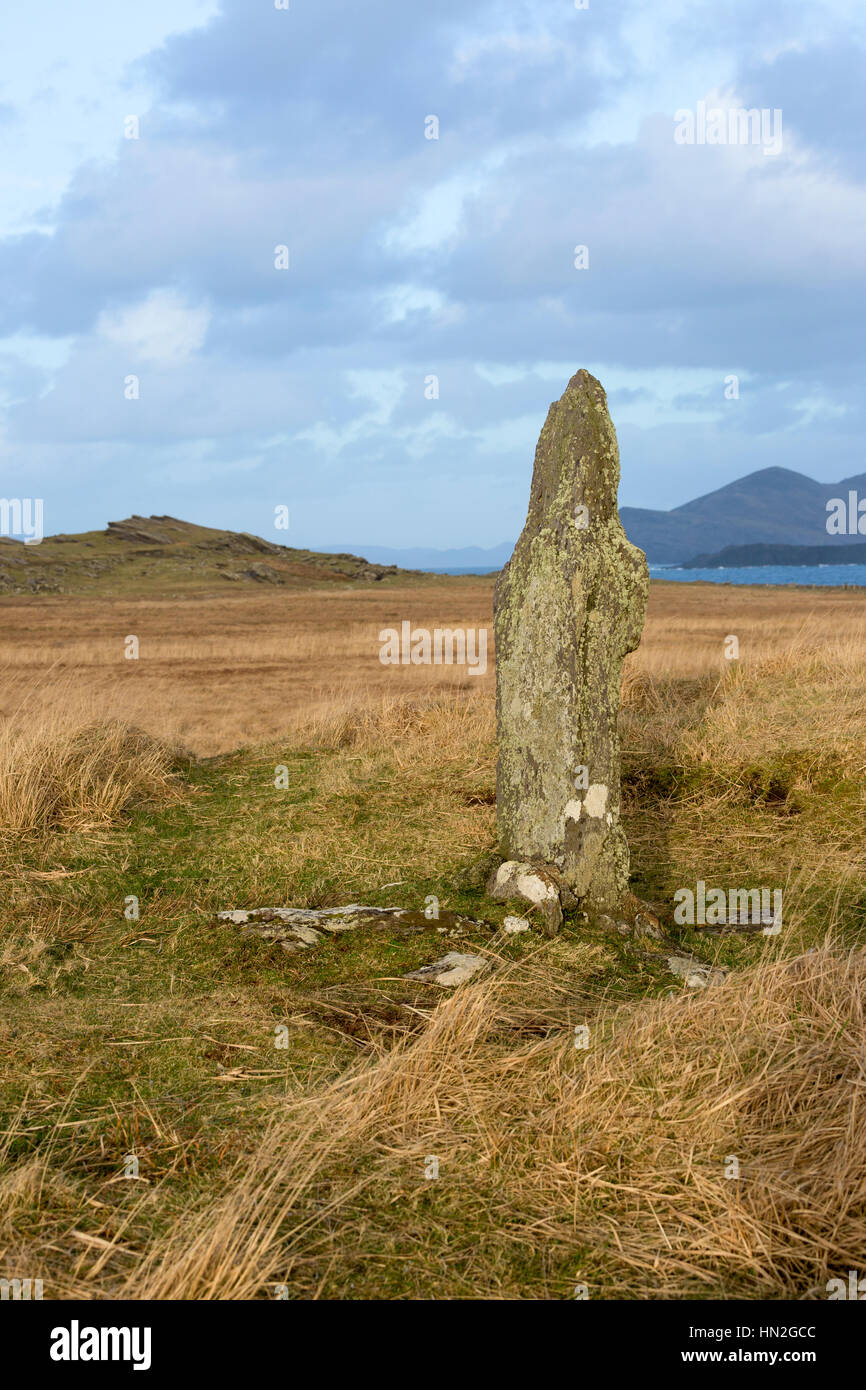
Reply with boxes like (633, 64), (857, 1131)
(426, 563), (866, 586)
(650, 564), (866, 587)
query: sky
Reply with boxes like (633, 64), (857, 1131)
(0, 0), (864, 550)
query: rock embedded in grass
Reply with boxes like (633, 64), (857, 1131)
(216, 904), (494, 954)
(503, 915), (531, 934)
(487, 860), (564, 934)
(403, 952), (492, 986)
(665, 954), (728, 989)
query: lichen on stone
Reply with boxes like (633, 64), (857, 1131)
(493, 370), (648, 911)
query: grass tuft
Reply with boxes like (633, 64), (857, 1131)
(0, 710), (185, 836)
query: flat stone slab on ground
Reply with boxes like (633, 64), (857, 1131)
(696, 913), (781, 936)
(665, 954), (728, 989)
(216, 904), (492, 954)
(404, 952), (492, 986)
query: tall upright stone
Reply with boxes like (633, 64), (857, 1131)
(493, 370), (648, 913)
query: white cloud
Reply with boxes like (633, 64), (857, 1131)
(378, 284), (448, 324)
(97, 289), (210, 364)
(450, 31), (565, 79)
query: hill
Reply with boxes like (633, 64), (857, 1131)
(0, 514), (432, 596)
(622, 467), (866, 564)
(681, 541), (866, 568)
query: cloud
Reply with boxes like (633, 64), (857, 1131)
(0, 0), (864, 544)
(97, 289), (209, 364)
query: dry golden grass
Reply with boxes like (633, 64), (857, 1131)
(0, 580), (862, 755)
(0, 586), (495, 756)
(116, 937), (866, 1301)
(681, 634), (866, 779)
(0, 703), (182, 836)
(1, 577), (865, 1301)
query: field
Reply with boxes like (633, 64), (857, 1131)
(1, 577), (865, 1300)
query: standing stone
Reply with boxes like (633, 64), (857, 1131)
(492, 370), (648, 915)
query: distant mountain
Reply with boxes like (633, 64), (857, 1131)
(320, 541), (511, 571)
(333, 467), (866, 570)
(621, 467), (866, 564)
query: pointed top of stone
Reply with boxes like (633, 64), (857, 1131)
(526, 368), (621, 531)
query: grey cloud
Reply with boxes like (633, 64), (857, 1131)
(0, 0), (864, 544)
